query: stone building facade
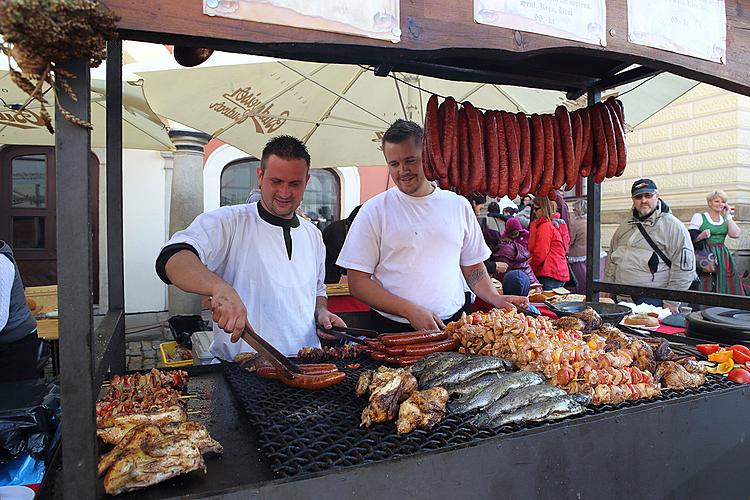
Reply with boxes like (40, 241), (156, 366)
(600, 84), (750, 282)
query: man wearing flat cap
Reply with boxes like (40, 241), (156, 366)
(605, 178), (696, 312)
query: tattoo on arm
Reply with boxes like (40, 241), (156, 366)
(466, 266), (490, 288)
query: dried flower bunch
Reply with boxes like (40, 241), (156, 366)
(0, 0), (118, 131)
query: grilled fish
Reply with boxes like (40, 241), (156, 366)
(411, 352), (467, 376)
(488, 394), (587, 428)
(445, 371), (507, 398)
(448, 371), (544, 415)
(421, 356), (507, 389)
(472, 384), (567, 427)
(417, 354), (472, 387)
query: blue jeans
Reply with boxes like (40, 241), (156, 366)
(538, 276), (565, 291)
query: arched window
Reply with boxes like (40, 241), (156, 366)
(220, 157), (260, 206)
(219, 159), (340, 229)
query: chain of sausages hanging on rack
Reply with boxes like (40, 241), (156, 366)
(422, 94), (627, 197)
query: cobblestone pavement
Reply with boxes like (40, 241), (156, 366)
(127, 339), (164, 371)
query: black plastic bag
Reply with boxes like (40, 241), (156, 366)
(0, 380), (60, 464)
(167, 315), (208, 349)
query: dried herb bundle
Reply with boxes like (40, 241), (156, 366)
(0, 0), (118, 131)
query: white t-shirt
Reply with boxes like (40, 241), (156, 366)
(164, 203), (325, 360)
(336, 186), (490, 322)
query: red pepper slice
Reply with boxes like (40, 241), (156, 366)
(729, 345), (750, 364)
(696, 344), (721, 356)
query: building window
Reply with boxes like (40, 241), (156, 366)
(220, 159), (340, 229)
(220, 157), (260, 206)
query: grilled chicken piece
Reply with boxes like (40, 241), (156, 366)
(98, 421), (223, 476)
(356, 370), (373, 397)
(396, 387), (449, 434)
(103, 436), (205, 496)
(97, 405), (187, 445)
(573, 307), (602, 331)
(654, 359), (706, 390)
(234, 352), (262, 371)
(554, 316), (585, 332)
(602, 329), (656, 372)
(360, 368), (417, 428)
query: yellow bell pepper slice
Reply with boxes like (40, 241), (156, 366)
(706, 358), (734, 374)
(708, 350), (733, 363)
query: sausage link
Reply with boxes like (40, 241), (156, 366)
(496, 110), (509, 197)
(441, 97), (459, 187)
(256, 363), (339, 379)
(551, 113), (566, 190)
(591, 104), (609, 184)
(529, 113), (545, 195)
(382, 344), (407, 356)
(369, 351), (401, 364)
(539, 114), (556, 197)
(605, 99), (628, 177)
(515, 112), (532, 196)
(555, 106), (576, 189)
(280, 371), (346, 390)
(578, 108), (593, 177)
(464, 102), (486, 192)
(484, 111), (500, 197)
(448, 99), (461, 190)
(364, 339), (388, 353)
(379, 330), (448, 346)
(256, 365), (280, 379)
(426, 95), (449, 186)
(403, 339), (460, 356)
(458, 106), (471, 195)
(501, 111), (521, 199)
(571, 110), (583, 172)
(597, 103), (618, 179)
(421, 104), (436, 182)
(397, 356), (424, 367)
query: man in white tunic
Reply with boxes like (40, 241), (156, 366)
(156, 136), (345, 360)
(336, 120), (529, 333)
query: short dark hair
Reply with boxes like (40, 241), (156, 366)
(261, 135), (311, 172)
(382, 119), (423, 148)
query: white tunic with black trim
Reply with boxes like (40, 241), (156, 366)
(164, 202), (325, 360)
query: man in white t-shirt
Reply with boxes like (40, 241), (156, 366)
(155, 135), (345, 360)
(336, 119), (529, 333)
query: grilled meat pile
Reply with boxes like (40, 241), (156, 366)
(654, 359), (706, 390)
(97, 369), (222, 495)
(396, 387), (449, 434)
(448, 309), (662, 405)
(297, 344), (368, 361)
(358, 366), (418, 427)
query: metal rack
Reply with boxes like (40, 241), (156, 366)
(49, 2), (750, 497)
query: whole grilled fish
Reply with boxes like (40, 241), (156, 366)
(416, 354), (470, 386)
(421, 356), (507, 389)
(411, 352), (467, 377)
(448, 371), (544, 415)
(472, 384), (567, 427)
(488, 394), (587, 428)
(445, 371), (508, 398)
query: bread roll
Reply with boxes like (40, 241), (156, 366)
(623, 314), (659, 327)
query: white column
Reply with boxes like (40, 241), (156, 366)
(167, 130), (211, 316)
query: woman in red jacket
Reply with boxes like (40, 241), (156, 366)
(529, 197), (570, 290)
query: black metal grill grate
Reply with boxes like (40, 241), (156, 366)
(223, 360), (739, 479)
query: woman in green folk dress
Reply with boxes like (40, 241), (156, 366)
(688, 190), (745, 295)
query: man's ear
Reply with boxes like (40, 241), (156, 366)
(256, 166), (264, 185)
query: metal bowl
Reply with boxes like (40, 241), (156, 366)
(546, 301), (632, 325)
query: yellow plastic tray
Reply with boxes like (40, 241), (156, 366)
(159, 341), (194, 367)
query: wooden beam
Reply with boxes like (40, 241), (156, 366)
(102, 0), (750, 96)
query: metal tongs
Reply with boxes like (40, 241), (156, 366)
(241, 325), (302, 377)
(321, 325), (379, 345)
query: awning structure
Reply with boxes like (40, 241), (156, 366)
(135, 54), (697, 165)
(0, 42), (173, 151)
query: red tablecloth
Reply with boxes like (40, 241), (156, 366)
(327, 295), (370, 313)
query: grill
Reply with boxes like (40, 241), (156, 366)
(223, 360), (738, 479)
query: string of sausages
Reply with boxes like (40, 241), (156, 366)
(422, 95), (627, 198)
